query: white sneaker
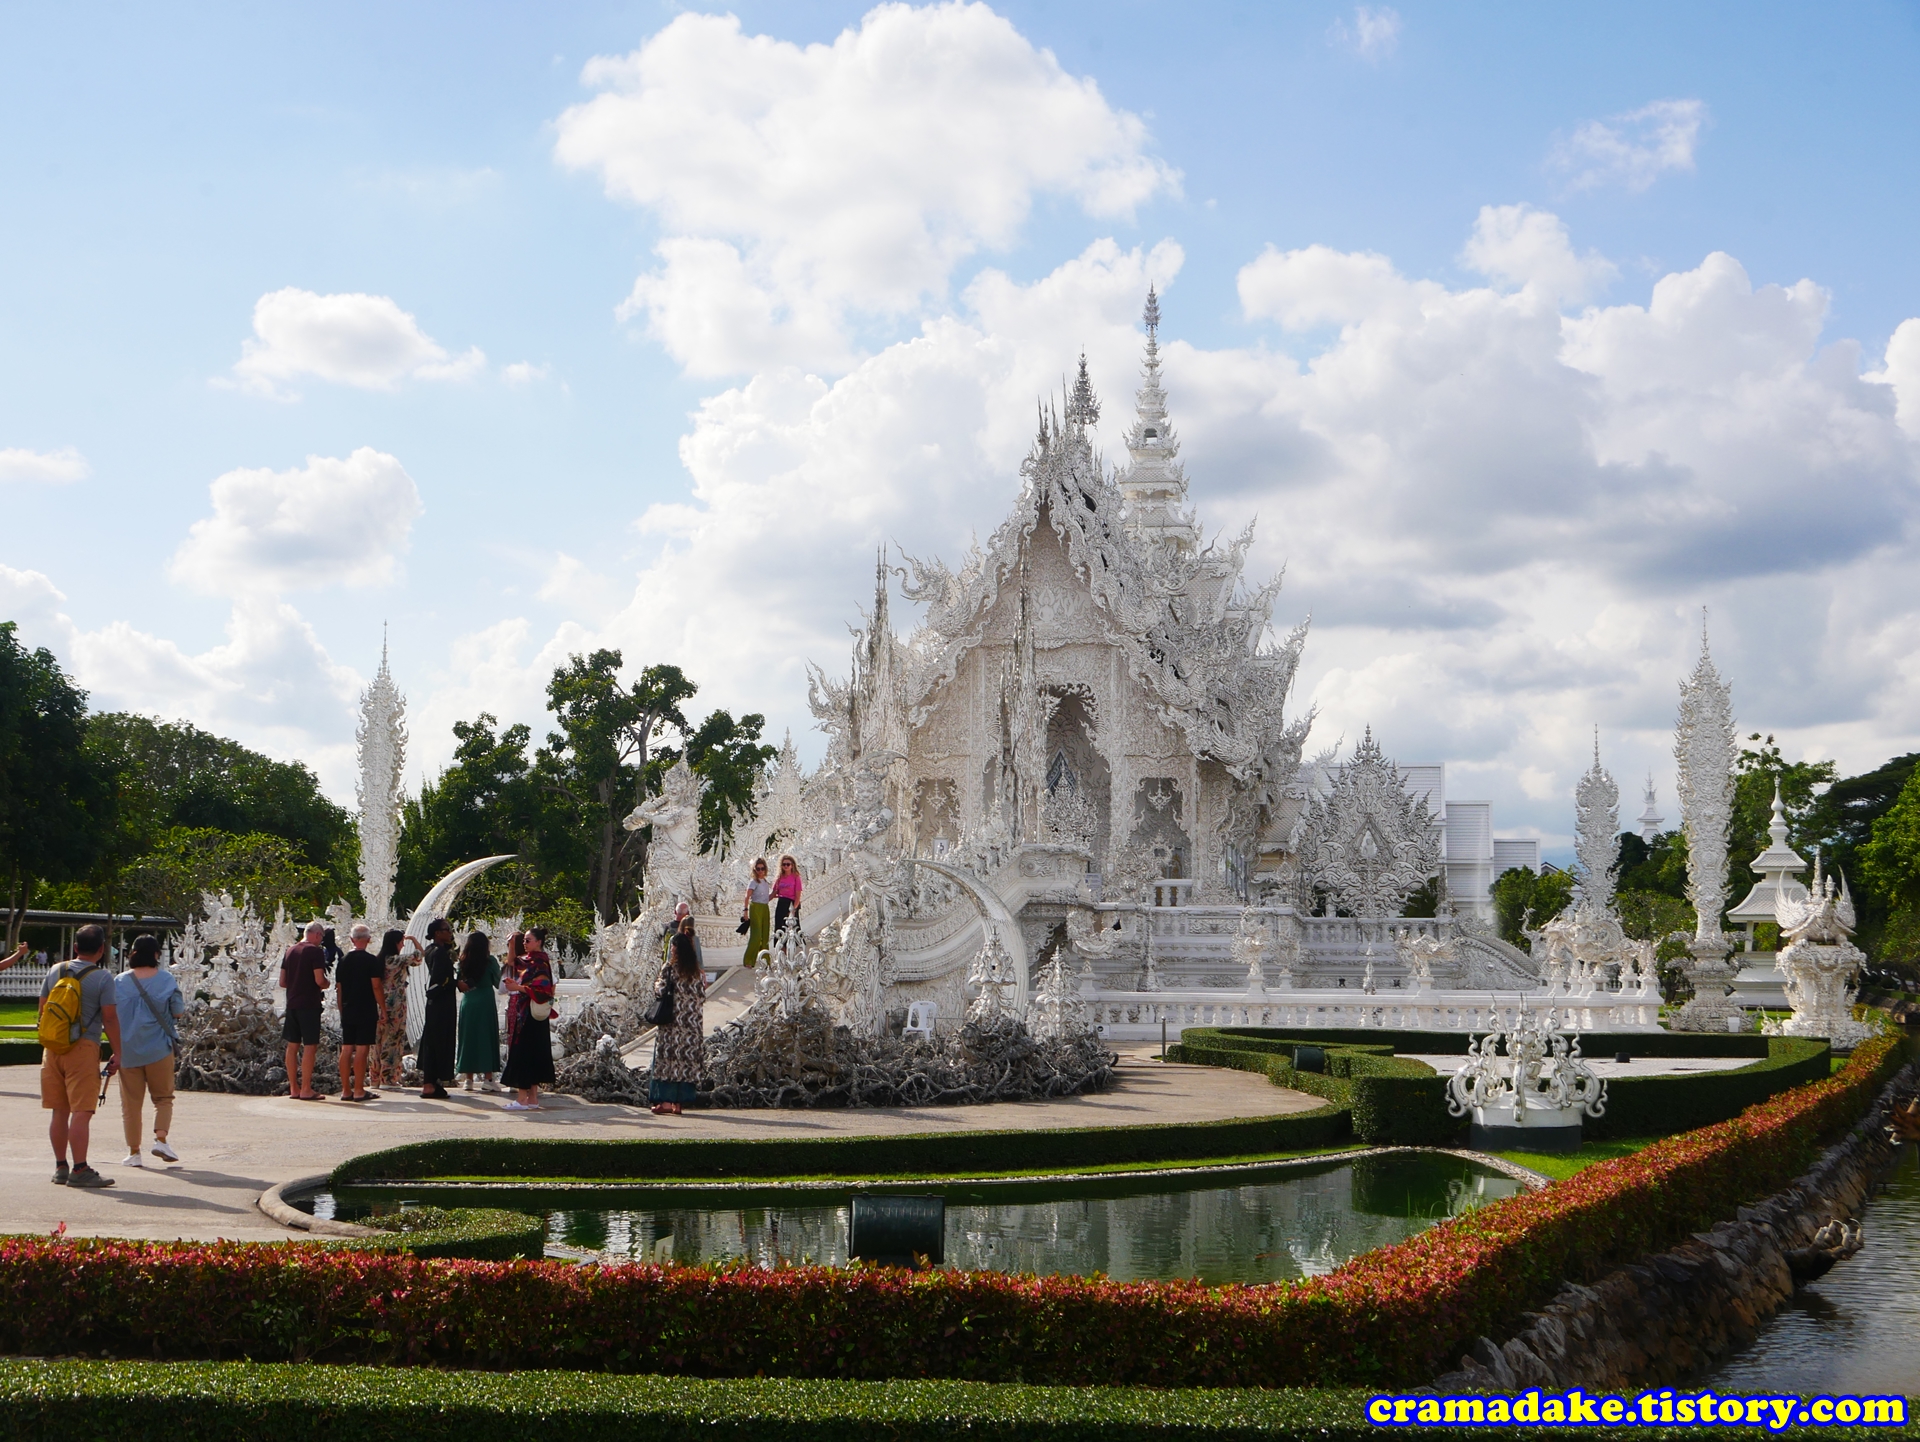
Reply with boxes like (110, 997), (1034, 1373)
(120, 1152), (144, 1168)
(481, 1078), (502, 1093)
(150, 1140), (180, 1163)
(503, 1100), (541, 1111)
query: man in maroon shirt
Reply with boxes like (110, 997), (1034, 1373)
(279, 920), (331, 1100)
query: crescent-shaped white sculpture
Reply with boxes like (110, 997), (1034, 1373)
(908, 858), (1031, 1012)
(402, 854), (516, 1045)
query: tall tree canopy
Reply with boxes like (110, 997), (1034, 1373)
(0, 624), (111, 945)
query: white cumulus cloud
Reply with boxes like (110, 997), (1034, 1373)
(554, 2), (1179, 376)
(0, 446), (89, 484)
(168, 448), (424, 596)
(1549, 98), (1707, 194)
(229, 288), (485, 397)
(1331, 5), (1402, 61)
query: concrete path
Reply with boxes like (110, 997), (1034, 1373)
(0, 1052), (1316, 1244)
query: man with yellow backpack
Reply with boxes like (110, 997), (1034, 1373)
(39, 924), (124, 1189)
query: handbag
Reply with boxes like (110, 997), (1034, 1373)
(129, 971), (179, 1051)
(528, 997), (554, 1021)
(642, 973), (675, 1029)
(735, 915), (751, 935)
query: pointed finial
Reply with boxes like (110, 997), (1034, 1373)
(1067, 350), (1100, 426)
(1593, 724), (1600, 768)
(1143, 284), (1160, 337)
(1700, 605), (1710, 656)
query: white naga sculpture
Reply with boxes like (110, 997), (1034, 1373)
(1672, 619), (1743, 1031)
(355, 638), (407, 926)
(1293, 728), (1444, 918)
(1446, 1012), (1608, 1150)
(1770, 856), (1874, 1049)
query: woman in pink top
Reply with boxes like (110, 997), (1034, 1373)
(772, 854), (803, 933)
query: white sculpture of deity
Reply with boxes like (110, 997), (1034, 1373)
(1446, 1013), (1608, 1137)
(1233, 907), (1268, 997)
(1768, 856), (1873, 1049)
(624, 758), (707, 909)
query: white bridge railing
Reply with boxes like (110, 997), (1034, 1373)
(1084, 987), (1662, 1038)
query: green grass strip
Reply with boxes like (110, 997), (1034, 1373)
(0, 1361), (1910, 1442)
(1492, 1137), (1662, 1181)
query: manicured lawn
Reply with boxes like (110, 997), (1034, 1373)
(0, 1000), (38, 1028)
(1493, 1137), (1661, 1180)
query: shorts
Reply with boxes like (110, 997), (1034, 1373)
(282, 1007), (322, 1046)
(339, 1008), (378, 1046)
(41, 1040), (102, 1113)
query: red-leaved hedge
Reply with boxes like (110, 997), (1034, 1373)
(2, 1032), (1906, 1388)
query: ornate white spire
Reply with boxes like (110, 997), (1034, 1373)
(1674, 615), (1736, 944)
(1635, 773), (1665, 842)
(1572, 728), (1619, 915)
(355, 632), (407, 924)
(1115, 285), (1199, 556)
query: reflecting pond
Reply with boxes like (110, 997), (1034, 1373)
(315, 1151), (1523, 1284)
(1700, 1142), (1920, 1396)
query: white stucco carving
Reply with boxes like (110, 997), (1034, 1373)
(1672, 618), (1743, 1031)
(355, 639), (407, 925)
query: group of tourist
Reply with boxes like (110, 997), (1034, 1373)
(32, 856), (810, 1179)
(280, 917), (557, 1110)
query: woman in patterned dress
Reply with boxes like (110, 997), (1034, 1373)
(371, 929), (422, 1088)
(648, 925), (706, 1115)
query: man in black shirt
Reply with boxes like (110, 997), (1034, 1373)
(279, 920), (330, 1100)
(333, 923), (386, 1102)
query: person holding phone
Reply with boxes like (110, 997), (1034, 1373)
(499, 926), (555, 1111)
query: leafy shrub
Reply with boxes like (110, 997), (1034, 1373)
(1176, 1032), (1454, 1144)
(345, 1207), (545, 1262)
(1588, 1037), (1830, 1139)
(0, 1034), (1901, 1388)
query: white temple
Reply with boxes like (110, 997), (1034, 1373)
(679, 296), (1657, 1037)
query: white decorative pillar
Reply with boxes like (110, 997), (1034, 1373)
(356, 637), (408, 926)
(1672, 618), (1742, 1031)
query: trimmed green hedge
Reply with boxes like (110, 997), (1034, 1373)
(339, 1207), (545, 1261)
(1178, 1030), (1833, 1146)
(1587, 1037), (1831, 1139)
(1175, 1031), (1456, 1145)
(0, 1361), (1910, 1442)
(0, 1039), (40, 1067)
(332, 1111), (1351, 1186)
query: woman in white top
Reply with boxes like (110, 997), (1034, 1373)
(741, 857), (773, 967)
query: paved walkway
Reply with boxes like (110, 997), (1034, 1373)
(0, 1051), (1315, 1243)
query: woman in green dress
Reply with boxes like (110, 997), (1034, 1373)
(455, 930), (503, 1093)
(740, 857), (772, 966)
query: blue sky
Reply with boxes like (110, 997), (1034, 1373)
(4, 2), (1918, 858)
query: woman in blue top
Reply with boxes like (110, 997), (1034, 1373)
(114, 934), (185, 1168)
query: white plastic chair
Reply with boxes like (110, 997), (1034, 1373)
(903, 1001), (937, 1040)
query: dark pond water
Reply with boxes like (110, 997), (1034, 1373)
(1700, 1142), (1920, 1396)
(306, 1152), (1523, 1284)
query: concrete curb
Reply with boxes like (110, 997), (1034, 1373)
(256, 1174), (378, 1237)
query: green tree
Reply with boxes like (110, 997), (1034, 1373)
(684, 708), (778, 853)
(1490, 865), (1574, 948)
(537, 653), (698, 920)
(125, 827), (332, 926)
(1730, 733), (1837, 898)
(1803, 749), (1919, 955)
(1860, 766), (1920, 980)
(0, 624), (112, 947)
(1615, 830), (1690, 901)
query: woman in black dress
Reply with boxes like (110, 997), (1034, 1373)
(499, 925), (556, 1111)
(415, 917), (459, 1100)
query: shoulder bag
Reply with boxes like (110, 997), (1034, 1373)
(642, 970), (675, 1029)
(128, 971), (179, 1052)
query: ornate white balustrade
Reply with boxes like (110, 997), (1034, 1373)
(1085, 988), (1661, 1040)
